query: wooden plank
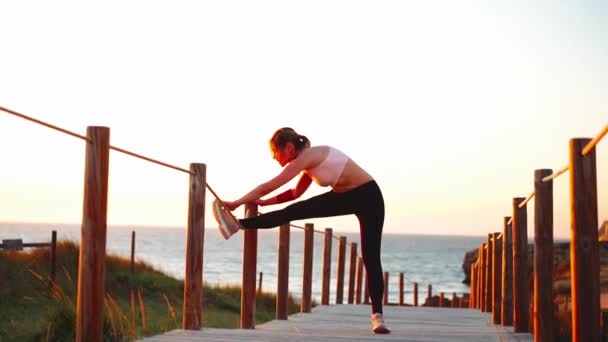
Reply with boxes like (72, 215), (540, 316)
(138, 305), (533, 342)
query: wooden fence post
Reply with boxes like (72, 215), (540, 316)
(513, 196), (529, 332)
(534, 169), (554, 342)
(321, 228), (333, 305)
(492, 232), (502, 324)
(347, 243), (357, 304)
(439, 292), (444, 308)
(130, 230), (136, 274)
(276, 223), (290, 320)
(241, 203), (258, 328)
(183, 163), (206, 330)
(428, 284), (432, 306)
(355, 256), (364, 304)
(335, 236), (347, 304)
(76, 126), (110, 342)
(399, 272), (404, 306)
(301, 223), (314, 313)
(258, 272), (263, 294)
(414, 282), (418, 307)
(50, 230), (57, 282)
(383, 272), (389, 305)
(485, 234), (493, 313)
(452, 292), (457, 308)
(502, 218), (513, 326)
(569, 138), (599, 342)
(470, 262), (476, 309)
(479, 243), (485, 311)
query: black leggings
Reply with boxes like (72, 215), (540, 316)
(240, 180), (385, 314)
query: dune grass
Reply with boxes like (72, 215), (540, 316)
(0, 241), (302, 341)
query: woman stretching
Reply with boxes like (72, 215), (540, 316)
(213, 127), (390, 334)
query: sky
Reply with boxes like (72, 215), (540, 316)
(0, 1), (606, 239)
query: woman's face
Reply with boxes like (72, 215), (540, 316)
(271, 142), (296, 167)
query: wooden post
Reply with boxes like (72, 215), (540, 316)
(414, 282), (418, 307)
(399, 272), (404, 306)
(355, 256), (364, 304)
(470, 262), (476, 309)
(439, 292), (444, 308)
(183, 163), (206, 330)
(76, 126), (110, 342)
(534, 169), (554, 342)
(569, 138), (599, 342)
(502, 218), (513, 326)
(258, 272), (263, 294)
(513, 197), (529, 332)
(452, 292), (457, 308)
(347, 243), (357, 304)
(492, 232), (502, 324)
(485, 234), (493, 313)
(130, 230), (136, 274)
(276, 223), (290, 320)
(321, 228), (333, 305)
(301, 223), (314, 313)
(428, 284), (432, 306)
(383, 272), (389, 305)
(479, 243), (485, 311)
(602, 311), (608, 342)
(335, 236), (346, 304)
(50, 230), (57, 282)
(485, 233), (494, 312)
(241, 203), (258, 328)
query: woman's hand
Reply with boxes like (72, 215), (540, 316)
(222, 200), (240, 211)
(253, 198), (269, 206)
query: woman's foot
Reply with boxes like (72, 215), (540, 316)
(212, 199), (242, 239)
(371, 312), (391, 334)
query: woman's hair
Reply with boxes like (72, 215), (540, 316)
(270, 127), (311, 152)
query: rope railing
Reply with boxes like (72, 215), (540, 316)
(0, 105), (91, 142)
(582, 123), (608, 156)
(542, 165), (569, 183)
(109, 145), (193, 175)
(519, 191), (535, 209)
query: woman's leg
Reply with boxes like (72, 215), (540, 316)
(239, 190), (354, 229)
(355, 184), (385, 314)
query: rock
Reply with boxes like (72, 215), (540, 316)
(461, 248), (478, 284)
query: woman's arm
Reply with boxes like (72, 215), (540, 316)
(256, 172), (313, 206)
(225, 152), (313, 210)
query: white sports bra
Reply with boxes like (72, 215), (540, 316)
(305, 147), (349, 187)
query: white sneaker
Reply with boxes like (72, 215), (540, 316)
(371, 313), (390, 334)
(212, 199), (242, 240)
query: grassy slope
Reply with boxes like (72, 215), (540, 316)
(0, 241), (300, 341)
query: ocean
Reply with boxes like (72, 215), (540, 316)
(0, 222), (483, 305)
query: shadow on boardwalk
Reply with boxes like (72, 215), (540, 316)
(139, 305), (534, 341)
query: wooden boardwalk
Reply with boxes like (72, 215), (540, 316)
(138, 305), (534, 341)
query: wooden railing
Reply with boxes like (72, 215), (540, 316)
(1, 105), (472, 342)
(468, 124), (608, 342)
